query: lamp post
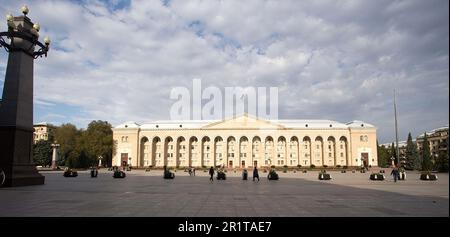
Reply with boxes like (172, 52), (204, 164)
(51, 142), (60, 170)
(0, 6), (50, 187)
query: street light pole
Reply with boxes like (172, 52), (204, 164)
(394, 89), (400, 166)
(0, 6), (51, 187)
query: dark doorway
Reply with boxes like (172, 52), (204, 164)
(253, 160), (257, 167)
(228, 160), (233, 168)
(241, 160), (245, 168)
(121, 153), (128, 167)
(361, 153), (369, 167)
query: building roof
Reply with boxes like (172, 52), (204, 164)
(113, 115), (376, 130)
(417, 126), (449, 138)
(33, 122), (55, 127)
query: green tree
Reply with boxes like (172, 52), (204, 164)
(33, 140), (53, 167)
(421, 133), (432, 171)
(435, 138), (449, 172)
(405, 132), (418, 170)
(54, 123), (80, 166)
(83, 120), (113, 167)
(377, 140), (390, 167)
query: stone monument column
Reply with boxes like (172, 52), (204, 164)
(0, 6), (50, 187)
(51, 143), (60, 170)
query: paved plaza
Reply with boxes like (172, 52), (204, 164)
(0, 169), (448, 217)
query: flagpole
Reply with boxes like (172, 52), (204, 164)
(394, 89), (400, 165)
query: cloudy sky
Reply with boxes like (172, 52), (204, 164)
(0, 0), (448, 143)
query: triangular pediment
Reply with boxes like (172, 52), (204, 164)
(202, 114), (284, 129)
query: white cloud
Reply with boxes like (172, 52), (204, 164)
(0, 0), (448, 143)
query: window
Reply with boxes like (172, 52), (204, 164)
(316, 145), (320, 149)
(328, 145), (331, 150)
(340, 144), (343, 149)
(328, 153), (332, 157)
(304, 145), (308, 149)
(340, 152), (343, 157)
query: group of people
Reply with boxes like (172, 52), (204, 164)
(188, 167), (196, 176)
(208, 166), (260, 181)
(390, 165), (405, 182)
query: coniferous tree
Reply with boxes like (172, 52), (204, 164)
(405, 132), (418, 170)
(377, 140), (390, 167)
(421, 133), (432, 171)
(33, 140), (53, 167)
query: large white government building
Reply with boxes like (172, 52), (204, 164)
(112, 114), (378, 168)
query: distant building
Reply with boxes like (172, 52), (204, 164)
(33, 122), (56, 144)
(416, 126), (449, 158)
(381, 140), (410, 164)
(112, 114), (378, 168)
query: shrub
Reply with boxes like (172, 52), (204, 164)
(323, 165), (328, 168)
(369, 173), (384, 181)
(297, 165), (302, 168)
(336, 165), (341, 168)
(343, 165), (348, 169)
(310, 164), (316, 169)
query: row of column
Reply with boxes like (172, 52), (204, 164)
(139, 135), (350, 168)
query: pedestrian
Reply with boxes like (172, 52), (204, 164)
(193, 167), (196, 176)
(391, 166), (399, 182)
(253, 167), (260, 182)
(188, 167), (192, 176)
(209, 166), (214, 181)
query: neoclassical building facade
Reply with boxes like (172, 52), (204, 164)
(112, 114), (378, 168)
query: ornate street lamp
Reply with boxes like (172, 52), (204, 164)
(0, 6), (50, 58)
(0, 6), (51, 187)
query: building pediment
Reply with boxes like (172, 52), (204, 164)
(202, 114), (285, 129)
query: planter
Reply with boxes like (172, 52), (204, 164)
(370, 173), (385, 181)
(420, 173), (438, 181)
(63, 171), (78, 177)
(399, 172), (406, 180)
(380, 170), (385, 173)
(268, 171), (279, 180)
(341, 170), (346, 173)
(242, 171), (248, 180)
(318, 173), (332, 180)
(164, 171), (175, 179)
(302, 170), (307, 173)
(113, 171), (126, 178)
(217, 172), (226, 180)
(360, 170), (366, 173)
(352, 170), (356, 173)
(90, 169), (98, 178)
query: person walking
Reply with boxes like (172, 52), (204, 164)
(391, 166), (399, 182)
(253, 167), (260, 182)
(209, 166), (214, 181)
